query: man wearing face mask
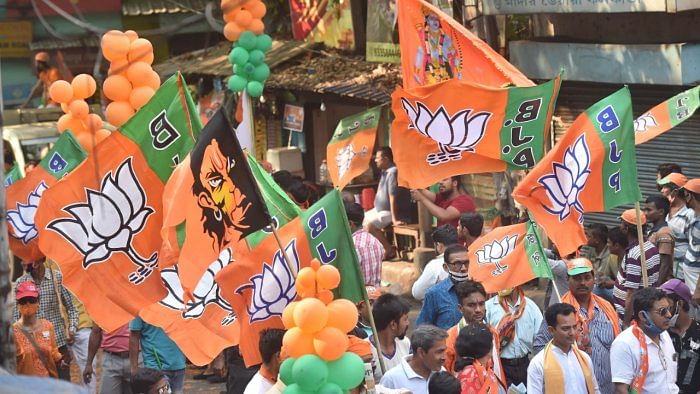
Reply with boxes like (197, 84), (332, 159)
(660, 278), (700, 393)
(485, 286), (543, 387)
(659, 173), (694, 279)
(416, 244), (468, 329)
(610, 287), (679, 393)
(13, 258), (78, 381)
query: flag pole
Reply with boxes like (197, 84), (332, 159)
(551, 275), (562, 302)
(634, 201), (649, 287)
(270, 226), (298, 279)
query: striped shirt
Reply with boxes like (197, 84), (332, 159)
(613, 240), (660, 317)
(684, 217), (700, 268)
(352, 229), (385, 286)
(533, 300), (620, 394)
(667, 206), (695, 262)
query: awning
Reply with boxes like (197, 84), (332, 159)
(30, 35), (101, 51)
(122, 0), (210, 16)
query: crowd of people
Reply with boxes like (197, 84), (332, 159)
(8, 146), (700, 394)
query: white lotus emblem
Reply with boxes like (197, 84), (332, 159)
(538, 134), (590, 222)
(48, 158), (157, 284)
(475, 235), (518, 276)
(7, 182), (48, 244)
(235, 239), (300, 323)
(160, 248), (236, 326)
(633, 112), (658, 132)
(401, 99), (490, 165)
(335, 143), (368, 181)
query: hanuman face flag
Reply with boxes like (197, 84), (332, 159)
(513, 87), (641, 257)
(35, 74), (202, 332)
(468, 221), (552, 293)
(397, 0), (533, 89)
(6, 131), (86, 261)
(327, 106), (381, 190)
(392, 76), (561, 188)
(216, 189), (366, 366)
(634, 85), (699, 145)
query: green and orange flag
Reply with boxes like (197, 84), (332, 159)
(468, 221), (551, 293)
(392, 76), (561, 188)
(513, 87), (641, 257)
(397, 0), (533, 89)
(35, 73), (202, 332)
(6, 131), (86, 261)
(634, 85), (699, 145)
(216, 189), (366, 366)
(327, 106), (381, 190)
(4, 164), (23, 187)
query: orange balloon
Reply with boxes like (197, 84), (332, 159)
(249, 18), (265, 35)
(57, 113), (72, 133)
(127, 38), (154, 65)
(71, 74), (97, 100)
(94, 128), (111, 143)
(57, 113), (86, 134)
(68, 99), (89, 119)
(124, 30), (139, 42)
(49, 80), (73, 104)
(313, 327), (349, 361)
(129, 86), (155, 110)
(282, 301), (298, 329)
(144, 71), (161, 91)
(296, 267), (317, 294)
(223, 10), (236, 23)
(103, 75), (132, 102)
(247, 1), (267, 19)
(77, 128), (111, 152)
(60, 103), (69, 113)
(234, 9), (253, 28)
(310, 259), (321, 271)
(105, 101), (135, 127)
(282, 327), (315, 358)
(86, 113), (104, 132)
(101, 30), (130, 61)
(293, 298), (328, 334)
(316, 264), (340, 290)
(108, 58), (130, 76)
(317, 289), (334, 305)
(326, 299), (358, 334)
(223, 22), (242, 42)
(298, 289), (317, 299)
(126, 62), (153, 86)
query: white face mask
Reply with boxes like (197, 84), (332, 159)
(449, 270), (469, 282)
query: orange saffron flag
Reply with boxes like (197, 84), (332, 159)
(391, 76), (561, 188)
(512, 87), (641, 257)
(634, 85), (699, 145)
(468, 221), (551, 293)
(397, 0), (533, 89)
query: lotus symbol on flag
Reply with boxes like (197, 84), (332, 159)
(336, 143), (368, 181)
(48, 158), (158, 284)
(235, 239), (300, 323)
(475, 235), (518, 276)
(7, 182), (48, 244)
(400, 99), (490, 166)
(538, 134), (591, 222)
(160, 248), (236, 326)
(634, 113), (658, 132)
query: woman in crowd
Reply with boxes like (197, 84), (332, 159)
(454, 322), (505, 394)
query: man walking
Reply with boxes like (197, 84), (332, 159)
(644, 195), (676, 283)
(660, 173), (694, 279)
(527, 303), (600, 394)
(129, 317), (186, 394)
(534, 258), (620, 394)
(84, 324), (134, 393)
(416, 244), (468, 329)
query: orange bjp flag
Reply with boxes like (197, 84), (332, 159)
(397, 0), (533, 89)
(634, 85), (699, 145)
(468, 221), (552, 293)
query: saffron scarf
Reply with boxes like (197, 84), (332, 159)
(457, 318), (506, 384)
(629, 321), (649, 394)
(496, 287), (526, 349)
(473, 359), (503, 394)
(560, 292), (621, 352)
(543, 341), (596, 394)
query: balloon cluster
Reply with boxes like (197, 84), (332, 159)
(221, 0), (267, 41)
(100, 30), (161, 127)
(49, 75), (110, 152)
(279, 259), (366, 393)
(226, 31), (272, 97)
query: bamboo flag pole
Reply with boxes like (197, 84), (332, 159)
(634, 201), (649, 287)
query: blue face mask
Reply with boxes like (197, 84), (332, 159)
(641, 311), (666, 337)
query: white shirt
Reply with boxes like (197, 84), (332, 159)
(527, 344), (601, 394)
(485, 295), (543, 359)
(411, 255), (448, 300)
(368, 336), (411, 381)
(243, 371), (273, 394)
(379, 356), (440, 394)
(610, 327), (678, 394)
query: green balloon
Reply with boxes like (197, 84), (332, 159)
(238, 31), (257, 51)
(248, 49), (265, 66)
(251, 63), (270, 82)
(317, 382), (343, 394)
(327, 352), (364, 390)
(256, 34), (273, 52)
(279, 357), (296, 385)
(284, 384), (313, 394)
(292, 355), (328, 391)
(246, 81), (264, 97)
(243, 63), (256, 76)
(229, 46), (250, 66)
(227, 75), (247, 92)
